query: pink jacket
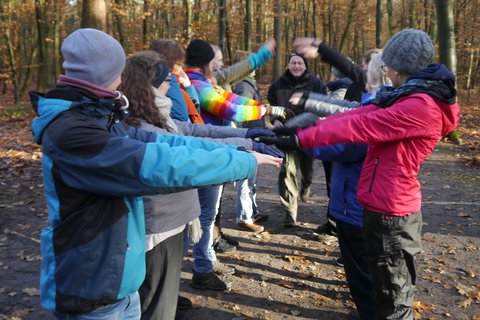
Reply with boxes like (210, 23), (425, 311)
(297, 93), (460, 216)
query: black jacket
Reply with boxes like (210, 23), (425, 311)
(233, 76), (265, 128)
(318, 42), (366, 102)
(267, 69), (326, 120)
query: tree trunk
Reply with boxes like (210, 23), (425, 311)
(338, 0), (357, 52)
(1, 3), (20, 103)
(245, 0), (252, 51)
(34, 0), (49, 91)
(114, 0), (127, 48)
(273, 0), (282, 78)
(435, 0), (460, 145)
(184, 0), (192, 41)
(81, 0), (108, 31)
(386, 0), (393, 37)
(142, 0), (150, 48)
(376, 0), (382, 47)
(218, 0), (227, 51)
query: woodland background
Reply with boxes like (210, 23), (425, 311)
(0, 0), (478, 104)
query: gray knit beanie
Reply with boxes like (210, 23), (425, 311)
(61, 28), (126, 88)
(382, 28), (434, 75)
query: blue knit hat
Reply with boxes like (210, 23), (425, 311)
(61, 28), (126, 88)
(382, 28), (434, 75)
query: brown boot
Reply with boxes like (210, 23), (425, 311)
(237, 222), (264, 233)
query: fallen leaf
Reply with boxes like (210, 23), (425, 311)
(21, 287), (39, 296)
(459, 298), (472, 308)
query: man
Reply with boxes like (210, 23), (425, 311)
(267, 52), (326, 227)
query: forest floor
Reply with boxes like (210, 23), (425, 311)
(0, 92), (479, 320)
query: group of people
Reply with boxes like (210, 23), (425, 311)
(31, 25), (459, 320)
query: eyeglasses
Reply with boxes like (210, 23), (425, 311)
(381, 65), (388, 73)
(289, 62), (305, 66)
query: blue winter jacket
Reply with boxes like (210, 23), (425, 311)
(30, 86), (256, 314)
(304, 143), (367, 227)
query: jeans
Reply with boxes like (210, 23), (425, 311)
(336, 220), (375, 320)
(236, 172), (259, 224)
(364, 209), (422, 320)
(54, 292), (140, 320)
(193, 186), (223, 273)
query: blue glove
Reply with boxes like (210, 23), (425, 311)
(252, 142), (285, 158)
(245, 128), (276, 139)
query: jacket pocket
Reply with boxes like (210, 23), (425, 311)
(369, 157), (379, 192)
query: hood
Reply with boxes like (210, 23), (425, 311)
(30, 91), (74, 144)
(436, 98), (460, 137)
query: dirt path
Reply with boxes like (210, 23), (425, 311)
(0, 123), (479, 320)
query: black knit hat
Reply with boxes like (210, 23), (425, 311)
(185, 39), (215, 67)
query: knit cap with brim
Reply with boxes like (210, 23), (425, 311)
(61, 28), (126, 88)
(382, 28), (434, 75)
(185, 39), (215, 67)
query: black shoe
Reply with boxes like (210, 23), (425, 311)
(177, 295), (193, 310)
(213, 261), (235, 275)
(220, 232), (239, 246)
(336, 257), (344, 267)
(214, 238), (237, 253)
(300, 186), (312, 202)
(316, 223), (336, 236)
(192, 271), (230, 290)
(254, 214), (269, 223)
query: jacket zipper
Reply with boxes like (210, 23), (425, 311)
(369, 157), (379, 192)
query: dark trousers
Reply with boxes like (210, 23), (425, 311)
(139, 231), (184, 320)
(321, 161), (336, 234)
(336, 220), (375, 320)
(364, 210), (422, 320)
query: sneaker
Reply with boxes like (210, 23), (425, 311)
(177, 296), (193, 310)
(237, 222), (264, 233)
(220, 232), (239, 247)
(254, 214), (269, 223)
(336, 257), (344, 267)
(213, 238), (237, 253)
(213, 261), (235, 275)
(192, 271), (230, 290)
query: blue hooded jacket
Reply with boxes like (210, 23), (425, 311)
(30, 86), (256, 314)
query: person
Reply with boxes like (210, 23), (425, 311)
(232, 50), (268, 233)
(327, 62), (354, 100)
(183, 39), (285, 290)
(273, 29), (460, 319)
(209, 40), (276, 248)
(280, 52), (389, 319)
(267, 51), (327, 227)
(30, 28), (282, 319)
(148, 39), (204, 124)
(119, 50), (283, 319)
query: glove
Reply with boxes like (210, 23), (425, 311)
(252, 142), (285, 158)
(256, 135), (300, 151)
(272, 126), (299, 136)
(245, 128), (276, 139)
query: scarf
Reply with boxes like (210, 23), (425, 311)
(153, 87), (178, 133)
(368, 64), (457, 109)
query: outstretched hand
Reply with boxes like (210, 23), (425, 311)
(246, 128), (275, 139)
(252, 142), (285, 158)
(265, 37), (276, 55)
(293, 37), (321, 58)
(252, 152), (283, 168)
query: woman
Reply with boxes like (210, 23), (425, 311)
(119, 50), (283, 319)
(280, 29), (460, 319)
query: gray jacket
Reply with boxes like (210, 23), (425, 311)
(141, 120), (253, 235)
(305, 92), (360, 117)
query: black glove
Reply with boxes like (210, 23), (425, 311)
(285, 112), (319, 129)
(245, 128), (275, 139)
(256, 135), (300, 151)
(252, 142), (285, 158)
(272, 126), (299, 136)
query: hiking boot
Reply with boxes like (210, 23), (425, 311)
(213, 261), (235, 275)
(254, 214), (269, 223)
(316, 223), (336, 236)
(213, 238), (237, 253)
(192, 271), (230, 290)
(284, 214), (297, 228)
(177, 296), (193, 310)
(220, 232), (239, 246)
(237, 222), (264, 233)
